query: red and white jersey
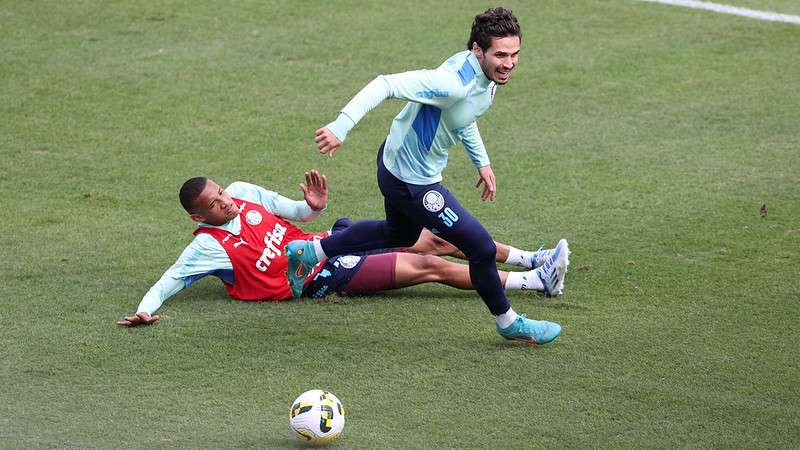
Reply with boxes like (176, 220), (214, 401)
(194, 197), (326, 301)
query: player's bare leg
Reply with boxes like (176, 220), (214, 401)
(392, 253), (508, 290)
(392, 240), (569, 296)
(405, 229), (508, 261)
(406, 229), (564, 270)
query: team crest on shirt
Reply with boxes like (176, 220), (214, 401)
(338, 255), (361, 269)
(422, 190), (445, 212)
(245, 210), (263, 225)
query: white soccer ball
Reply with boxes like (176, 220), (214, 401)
(289, 389), (345, 445)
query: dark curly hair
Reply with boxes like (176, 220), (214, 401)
(467, 7), (521, 51)
(179, 176), (208, 213)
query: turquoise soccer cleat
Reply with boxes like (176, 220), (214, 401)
(284, 240), (319, 298)
(496, 314), (561, 344)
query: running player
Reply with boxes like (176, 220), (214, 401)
(285, 7), (567, 344)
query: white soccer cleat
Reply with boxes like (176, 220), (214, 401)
(534, 239), (570, 296)
(530, 241), (569, 269)
(529, 245), (551, 269)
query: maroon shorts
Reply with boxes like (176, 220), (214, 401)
(341, 252), (398, 296)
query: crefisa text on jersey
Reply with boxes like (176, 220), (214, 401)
(255, 222), (288, 272)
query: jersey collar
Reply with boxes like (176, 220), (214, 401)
(467, 52), (492, 89)
(197, 214), (242, 235)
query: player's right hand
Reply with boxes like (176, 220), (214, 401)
(476, 165), (497, 201)
(314, 127), (342, 158)
(117, 312), (159, 327)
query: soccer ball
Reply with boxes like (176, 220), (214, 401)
(289, 389), (345, 445)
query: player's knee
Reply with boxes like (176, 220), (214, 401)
(423, 254), (445, 269)
(469, 239), (497, 263)
(418, 254), (449, 280)
(331, 217), (353, 233)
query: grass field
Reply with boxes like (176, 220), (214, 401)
(2, 0), (799, 448)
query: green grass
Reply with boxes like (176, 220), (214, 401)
(2, 0), (799, 448)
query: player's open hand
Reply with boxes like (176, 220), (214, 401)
(300, 169), (328, 211)
(117, 312), (159, 327)
(314, 127), (342, 158)
(476, 165), (497, 201)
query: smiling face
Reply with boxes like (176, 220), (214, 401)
(189, 179), (239, 226)
(472, 35), (520, 85)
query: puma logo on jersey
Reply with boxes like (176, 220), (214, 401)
(222, 234), (248, 248)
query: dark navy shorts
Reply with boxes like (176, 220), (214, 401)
(375, 146), (495, 260)
(303, 218), (395, 299)
(304, 253), (370, 299)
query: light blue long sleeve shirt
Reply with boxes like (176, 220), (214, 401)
(326, 50), (496, 185)
(135, 182), (324, 314)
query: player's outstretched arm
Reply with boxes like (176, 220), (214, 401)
(116, 270), (186, 327)
(316, 69), (465, 158)
(117, 312), (159, 327)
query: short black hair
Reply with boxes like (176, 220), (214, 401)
(179, 177), (208, 213)
(467, 7), (521, 51)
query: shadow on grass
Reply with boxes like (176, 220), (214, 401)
(157, 279), (591, 318)
(262, 436), (345, 448)
(339, 289), (592, 312)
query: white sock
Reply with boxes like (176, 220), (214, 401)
(504, 270), (544, 291)
(312, 239), (328, 261)
(505, 246), (534, 269)
(496, 308), (519, 329)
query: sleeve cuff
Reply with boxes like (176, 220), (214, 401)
(309, 203), (327, 215)
(472, 157), (491, 167)
(326, 113), (356, 142)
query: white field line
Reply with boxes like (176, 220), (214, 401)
(638, 0), (800, 25)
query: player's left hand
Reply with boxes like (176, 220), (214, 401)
(300, 169), (328, 211)
(117, 312), (159, 327)
(476, 165), (496, 201)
